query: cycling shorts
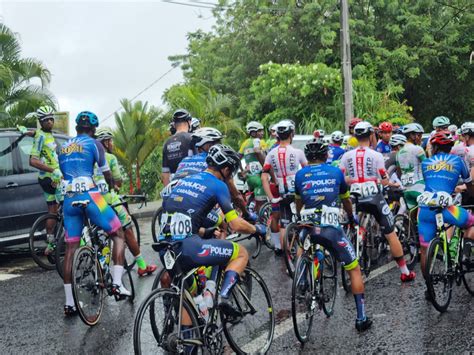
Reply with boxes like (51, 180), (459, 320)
(356, 192), (395, 234)
(63, 188), (122, 243)
(159, 235), (240, 273)
(418, 205), (474, 247)
(278, 196), (294, 228)
(104, 191), (132, 229)
(300, 225), (358, 271)
(38, 177), (59, 205)
(247, 175), (266, 201)
(403, 183), (424, 209)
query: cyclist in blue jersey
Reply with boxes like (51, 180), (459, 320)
(375, 121), (392, 158)
(327, 130), (345, 164)
(418, 131), (474, 287)
(59, 111), (128, 316)
(161, 144), (267, 318)
(294, 138), (372, 332)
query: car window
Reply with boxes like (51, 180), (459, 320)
(0, 137), (14, 176)
(17, 136), (38, 173)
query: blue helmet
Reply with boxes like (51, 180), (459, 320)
(76, 111), (99, 127)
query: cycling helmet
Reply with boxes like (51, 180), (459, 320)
(95, 126), (114, 141)
(193, 127), (224, 148)
(206, 144), (241, 176)
(274, 119), (295, 138)
(172, 108), (192, 123)
(269, 124), (277, 132)
(304, 138), (328, 160)
(76, 111), (99, 127)
(190, 117), (201, 132)
(349, 117), (362, 130)
(432, 116), (450, 129)
(353, 121), (374, 137)
(246, 121), (264, 134)
(389, 134), (407, 147)
(36, 105), (55, 121)
(401, 123), (424, 135)
(378, 121), (393, 133)
(448, 124), (458, 133)
(314, 129), (325, 137)
(430, 130), (454, 146)
(331, 130), (344, 143)
(461, 122), (474, 135)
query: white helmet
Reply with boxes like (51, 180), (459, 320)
(190, 117), (201, 132)
(192, 127), (224, 148)
(461, 122), (474, 135)
(401, 123), (424, 135)
(389, 134), (407, 147)
(246, 121), (264, 134)
(448, 124), (458, 133)
(353, 121), (373, 137)
(274, 119), (295, 138)
(331, 130), (344, 143)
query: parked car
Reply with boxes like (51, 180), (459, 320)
(0, 128), (70, 247)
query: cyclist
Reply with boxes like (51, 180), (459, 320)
(385, 134), (406, 214)
(161, 144), (267, 317)
(327, 130), (345, 164)
(59, 111), (128, 316)
(448, 124), (458, 141)
(425, 116), (450, 156)
(450, 122), (472, 165)
(397, 123), (426, 210)
(376, 121), (393, 158)
(267, 124), (278, 150)
(347, 117), (362, 150)
(340, 121), (416, 282)
(94, 127), (157, 277)
(190, 117), (201, 133)
(162, 109), (194, 186)
(294, 138), (372, 332)
(262, 119), (307, 255)
(455, 122), (474, 205)
(239, 121), (268, 213)
(29, 105), (62, 255)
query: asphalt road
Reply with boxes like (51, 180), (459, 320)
(1, 218), (473, 354)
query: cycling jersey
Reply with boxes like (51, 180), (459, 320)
(340, 146), (387, 183)
(422, 152), (471, 194)
(30, 129), (59, 179)
(239, 138), (267, 175)
(396, 142), (426, 208)
(162, 132), (193, 174)
(450, 142), (467, 161)
(173, 152), (208, 181)
(327, 144), (345, 164)
(376, 140), (391, 155)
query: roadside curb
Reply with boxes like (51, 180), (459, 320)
(129, 200), (161, 220)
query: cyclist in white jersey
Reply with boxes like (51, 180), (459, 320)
(262, 120), (307, 255)
(455, 123), (474, 205)
(340, 121), (416, 282)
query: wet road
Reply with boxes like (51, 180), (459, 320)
(1, 218), (473, 354)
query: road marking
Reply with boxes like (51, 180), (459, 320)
(0, 273), (21, 281)
(366, 260), (397, 281)
(0, 260), (36, 282)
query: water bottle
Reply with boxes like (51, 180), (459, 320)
(193, 295), (209, 322)
(203, 280), (216, 309)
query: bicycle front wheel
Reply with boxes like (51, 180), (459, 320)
(461, 240), (474, 295)
(151, 207), (163, 243)
(72, 246), (104, 326)
(29, 213), (60, 270)
(321, 250), (338, 317)
(426, 237), (453, 313)
(133, 288), (201, 355)
(291, 256), (314, 344)
(222, 267), (275, 354)
(283, 222), (300, 278)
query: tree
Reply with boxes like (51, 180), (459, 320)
(0, 23), (56, 127)
(113, 99), (167, 193)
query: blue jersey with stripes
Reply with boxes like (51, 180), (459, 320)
(376, 140), (391, 155)
(294, 163), (349, 209)
(173, 152), (208, 181)
(327, 144), (345, 164)
(421, 152), (471, 194)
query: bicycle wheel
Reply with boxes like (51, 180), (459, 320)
(258, 202), (275, 250)
(461, 240), (474, 295)
(426, 237), (453, 313)
(222, 267), (275, 354)
(125, 215), (140, 271)
(360, 230), (372, 278)
(341, 226), (355, 293)
(55, 231), (66, 279)
(395, 215), (418, 270)
(72, 246), (105, 326)
(151, 268), (167, 291)
(29, 213), (60, 270)
(122, 260), (135, 302)
(133, 288), (201, 355)
(283, 222), (300, 278)
(151, 207), (163, 243)
(321, 250), (338, 317)
(291, 256), (314, 344)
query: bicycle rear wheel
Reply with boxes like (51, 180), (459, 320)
(426, 237), (453, 313)
(122, 260), (135, 302)
(29, 213), (60, 270)
(258, 202), (275, 250)
(133, 288), (201, 355)
(72, 246), (104, 326)
(461, 240), (474, 295)
(55, 231), (66, 279)
(395, 215), (418, 270)
(283, 222), (299, 278)
(341, 226), (355, 293)
(125, 215), (140, 271)
(151, 207), (163, 243)
(222, 267), (275, 354)
(291, 256), (314, 344)
(321, 250), (338, 317)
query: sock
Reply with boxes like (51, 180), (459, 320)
(64, 284), (74, 307)
(271, 232), (281, 250)
(112, 265), (124, 287)
(220, 270), (239, 299)
(395, 256), (409, 275)
(354, 293), (366, 321)
(135, 254), (147, 270)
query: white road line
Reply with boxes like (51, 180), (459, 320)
(0, 273), (21, 281)
(0, 260), (36, 282)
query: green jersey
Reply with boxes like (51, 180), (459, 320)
(239, 138), (268, 175)
(396, 142), (426, 186)
(30, 129), (59, 179)
(94, 152), (121, 193)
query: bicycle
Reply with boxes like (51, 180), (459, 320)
(70, 200), (135, 326)
(133, 239), (275, 354)
(394, 203), (420, 270)
(425, 203), (474, 313)
(291, 224), (338, 344)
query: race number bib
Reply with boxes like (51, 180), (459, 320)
(248, 161), (262, 175)
(350, 181), (378, 198)
(417, 191), (453, 207)
(95, 179), (109, 194)
(277, 175), (296, 195)
(320, 205), (340, 227)
(169, 213), (193, 239)
(300, 208), (317, 222)
(66, 177), (94, 193)
(401, 172), (415, 186)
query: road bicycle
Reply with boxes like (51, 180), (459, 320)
(70, 199), (135, 326)
(133, 239), (275, 354)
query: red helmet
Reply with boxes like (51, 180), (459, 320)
(378, 122), (393, 133)
(349, 117), (362, 129)
(430, 130), (454, 146)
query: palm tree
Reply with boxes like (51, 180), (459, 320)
(113, 99), (167, 193)
(0, 23), (56, 127)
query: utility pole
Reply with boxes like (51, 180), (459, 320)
(340, 0), (354, 133)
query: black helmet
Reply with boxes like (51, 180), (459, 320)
(206, 144), (240, 176)
(172, 109), (192, 123)
(304, 138), (328, 160)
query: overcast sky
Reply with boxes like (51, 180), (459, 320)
(2, 0), (215, 129)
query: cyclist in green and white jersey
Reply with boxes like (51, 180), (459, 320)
(94, 127), (157, 277)
(29, 106), (62, 255)
(397, 123), (426, 209)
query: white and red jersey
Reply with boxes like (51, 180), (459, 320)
(263, 144), (307, 195)
(451, 142), (467, 161)
(340, 146), (387, 183)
